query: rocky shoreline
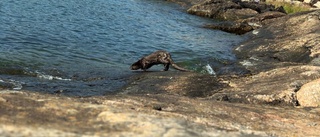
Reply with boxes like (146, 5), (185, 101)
(1, 0), (320, 136)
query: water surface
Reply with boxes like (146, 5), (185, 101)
(0, 0), (244, 96)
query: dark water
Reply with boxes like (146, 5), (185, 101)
(0, 0), (244, 96)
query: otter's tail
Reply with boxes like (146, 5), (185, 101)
(167, 53), (190, 72)
(171, 63), (190, 72)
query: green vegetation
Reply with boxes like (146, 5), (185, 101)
(267, 1), (310, 14)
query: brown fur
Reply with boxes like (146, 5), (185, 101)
(130, 50), (190, 71)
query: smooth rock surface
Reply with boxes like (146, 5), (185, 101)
(235, 10), (320, 72)
(297, 78), (320, 107)
(215, 65), (320, 106)
(1, 89), (320, 137)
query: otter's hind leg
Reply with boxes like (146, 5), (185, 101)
(163, 63), (170, 71)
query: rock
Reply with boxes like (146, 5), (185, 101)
(214, 65), (320, 106)
(239, 1), (285, 13)
(315, 1), (320, 8)
(221, 8), (259, 20)
(122, 4), (319, 109)
(1, 2), (320, 137)
(2, 89), (320, 136)
(121, 71), (226, 97)
(204, 11), (286, 34)
(187, 0), (242, 19)
(187, 0), (285, 20)
(165, 0), (206, 8)
(0, 90), (273, 137)
(235, 10), (320, 70)
(304, 0), (319, 7)
(297, 78), (320, 107)
(204, 22), (255, 34)
(188, 0), (287, 34)
(0, 97), (7, 102)
(246, 11), (287, 21)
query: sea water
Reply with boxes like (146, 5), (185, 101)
(0, 0), (244, 96)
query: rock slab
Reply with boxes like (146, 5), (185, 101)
(297, 78), (320, 107)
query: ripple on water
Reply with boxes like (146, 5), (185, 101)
(0, 0), (245, 96)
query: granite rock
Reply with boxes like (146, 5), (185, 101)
(297, 78), (320, 107)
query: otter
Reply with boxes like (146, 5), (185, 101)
(130, 50), (190, 71)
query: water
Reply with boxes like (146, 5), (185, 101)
(0, 0), (244, 96)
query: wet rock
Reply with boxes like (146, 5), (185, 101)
(204, 21), (255, 35)
(122, 65), (320, 108)
(235, 10), (320, 71)
(0, 68), (21, 75)
(216, 64), (251, 76)
(121, 71), (227, 97)
(187, 0), (285, 20)
(165, 0), (206, 8)
(0, 82), (14, 89)
(187, 0), (287, 34)
(297, 78), (320, 107)
(187, 0), (246, 19)
(204, 11), (286, 34)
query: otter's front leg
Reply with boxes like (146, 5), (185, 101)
(141, 59), (148, 71)
(163, 63), (170, 71)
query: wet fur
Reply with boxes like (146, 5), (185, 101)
(131, 50), (189, 71)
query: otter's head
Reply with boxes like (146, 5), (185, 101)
(130, 60), (142, 70)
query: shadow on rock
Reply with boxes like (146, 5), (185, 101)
(120, 71), (228, 97)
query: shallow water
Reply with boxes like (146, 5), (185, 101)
(0, 0), (244, 96)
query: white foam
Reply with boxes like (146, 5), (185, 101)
(36, 71), (71, 81)
(38, 74), (71, 81)
(12, 84), (23, 90)
(11, 80), (23, 90)
(5, 80), (24, 90)
(205, 64), (216, 76)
